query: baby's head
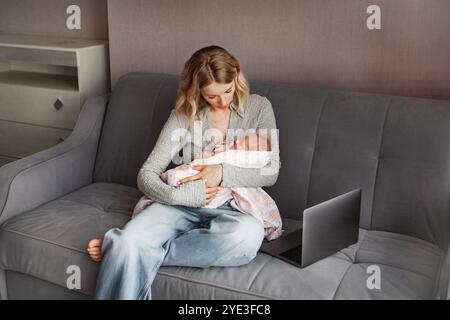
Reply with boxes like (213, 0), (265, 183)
(233, 133), (271, 151)
(206, 133), (272, 157)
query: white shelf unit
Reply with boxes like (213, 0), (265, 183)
(0, 34), (109, 166)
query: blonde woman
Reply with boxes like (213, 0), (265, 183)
(89, 45), (281, 300)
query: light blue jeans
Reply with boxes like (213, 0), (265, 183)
(94, 200), (265, 300)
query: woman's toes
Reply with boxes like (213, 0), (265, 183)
(90, 254), (101, 262)
(88, 238), (103, 249)
(87, 238), (97, 248)
(87, 238), (104, 262)
(88, 248), (100, 257)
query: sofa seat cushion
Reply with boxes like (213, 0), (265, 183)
(152, 230), (443, 299)
(0, 182), (444, 299)
(334, 230), (443, 299)
(0, 182), (140, 296)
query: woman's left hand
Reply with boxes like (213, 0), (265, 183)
(177, 164), (223, 187)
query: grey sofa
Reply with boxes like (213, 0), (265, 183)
(0, 72), (449, 300)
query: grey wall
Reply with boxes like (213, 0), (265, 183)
(0, 0), (108, 40)
(1, 0), (449, 100)
(107, 0), (450, 100)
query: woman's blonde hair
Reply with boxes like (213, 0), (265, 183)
(174, 45), (250, 130)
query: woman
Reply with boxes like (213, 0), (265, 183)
(88, 45), (281, 299)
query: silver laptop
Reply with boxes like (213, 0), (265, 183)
(260, 189), (361, 268)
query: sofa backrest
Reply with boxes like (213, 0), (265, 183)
(94, 72), (450, 249)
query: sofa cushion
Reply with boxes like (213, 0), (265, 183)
(0, 182), (139, 296)
(0, 182), (443, 299)
(333, 230), (443, 299)
(152, 229), (443, 299)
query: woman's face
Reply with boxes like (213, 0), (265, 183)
(200, 81), (235, 111)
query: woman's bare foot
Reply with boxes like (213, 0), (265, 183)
(87, 238), (103, 262)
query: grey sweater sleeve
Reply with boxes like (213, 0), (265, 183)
(220, 97), (281, 188)
(137, 110), (206, 207)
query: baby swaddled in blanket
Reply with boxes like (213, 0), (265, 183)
(132, 133), (283, 241)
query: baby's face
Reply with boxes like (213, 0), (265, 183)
(233, 134), (271, 151)
(211, 134), (272, 154)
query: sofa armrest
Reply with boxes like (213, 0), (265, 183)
(0, 94), (108, 225)
(437, 246), (450, 300)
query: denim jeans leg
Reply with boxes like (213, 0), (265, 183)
(162, 206), (265, 268)
(93, 202), (200, 300)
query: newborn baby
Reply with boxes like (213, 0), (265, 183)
(213, 132), (272, 152)
(133, 133), (283, 241)
(165, 133), (273, 185)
